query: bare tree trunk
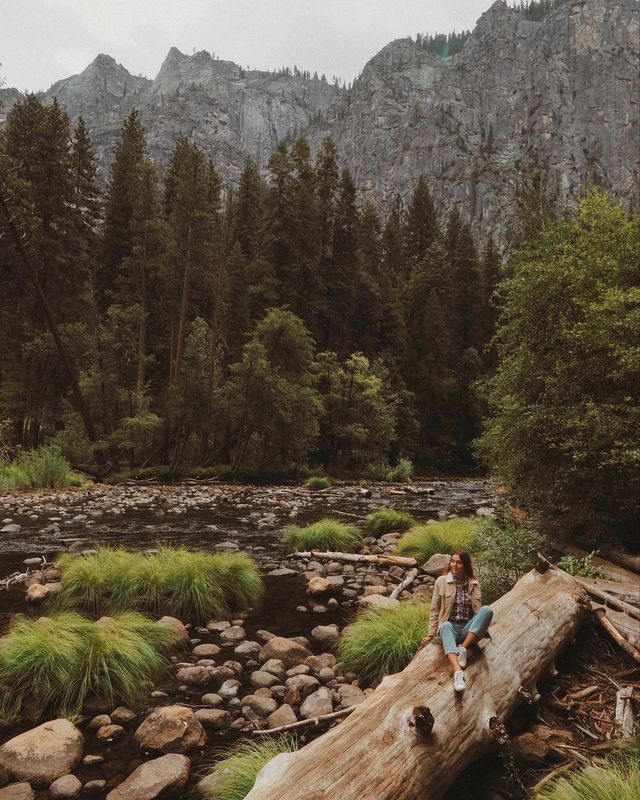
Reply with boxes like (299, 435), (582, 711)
(245, 566), (590, 800)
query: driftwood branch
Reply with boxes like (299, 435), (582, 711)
(593, 608), (640, 665)
(288, 551), (418, 568)
(390, 568), (419, 599)
(577, 579), (640, 620)
(614, 687), (635, 737)
(245, 567), (589, 800)
(252, 707), (354, 735)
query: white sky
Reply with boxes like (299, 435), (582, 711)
(1, 0), (493, 92)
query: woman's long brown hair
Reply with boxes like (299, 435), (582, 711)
(445, 551), (475, 579)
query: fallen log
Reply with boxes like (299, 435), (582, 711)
(576, 578), (640, 620)
(288, 550), (418, 568)
(245, 566), (589, 800)
(593, 607), (640, 665)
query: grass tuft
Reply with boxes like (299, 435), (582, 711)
(0, 611), (176, 719)
(533, 745), (639, 800)
(280, 518), (363, 553)
(338, 602), (429, 683)
(395, 518), (479, 562)
(201, 737), (298, 800)
(0, 445), (89, 490)
(306, 476), (331, 490)
(365, 508), (416, 537)
(56, 547), (263, 623)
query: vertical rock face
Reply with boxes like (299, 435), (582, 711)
(2, 0), (637, 241)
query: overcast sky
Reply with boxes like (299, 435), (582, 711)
(2, 0), (493, 92)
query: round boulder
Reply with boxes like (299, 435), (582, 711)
(0, 720), (83, 786)
(133, 707), (206, 754)
(105, 753), (190, 800)
(49, 774), (82, 799)
(258, 637), (312, 669)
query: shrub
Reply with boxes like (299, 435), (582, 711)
(306, 476), (331, 490)
(385, 458), (413, 483)
(338, 602), (429, 683)
(473, 516), (543, 603)
(280, 518), (363, 553)
(201, 737), (298, 800)
(557, 550), (606, 579)
(395, 518), (479, 562)
(0, 445), (89, 490)
(0, 611), (176, 718)
(57, 547), (263, 623)
(534, 745), (639, 800)
(365, 508), (416, 536)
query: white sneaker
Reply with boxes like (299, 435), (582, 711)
(453, 670), (466, 692)
(457, 645), (467, 669)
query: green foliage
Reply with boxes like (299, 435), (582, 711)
(365, 508), (416, 536)
(476, 190), (640, 547)
(0, 611), (176, 718)
(201, 737), (298, 800)
(56, 547), (263, 623)
(557, 550), (606, 579)
(338, 602), (429, 683)
(533, 744), (639, 800)
(306, 475), (332, 490)
(281, 518), (363, 553)
(473, 516), (542, 602)
(395, 518), (479, 562)
(0, 445), (89, 490)
(385, 458), (413, 482)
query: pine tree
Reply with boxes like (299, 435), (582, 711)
(328, 168), (359, 354)
(403, 175), (439, 274)
(232, 157), (262, 263)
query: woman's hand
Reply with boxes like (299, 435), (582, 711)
(418, 635), (433, 649)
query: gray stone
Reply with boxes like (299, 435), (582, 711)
(234, 640), (260, 656)
(49, 775), (82, 799)
(0, 784), (35, 800)
(194, 709), (231, 730)
(422, 554), (451, 578)
(133, 707), (206, 754)
(241, 695), (278, 717)
(300, 688), (333, 719)
(0, 720), (83, 786)
(249, 671), (280, 689)
(106, 754), (190, 800)
(95, 725), (124, 743)
(258, 637), (312, 669)
(218, 679), (241, 699)
(192, 643), (220, 658)
(266, 704), (297, 729)
(310, 624), (340, 647)
(357, 594), (400, 611)
(175, 666), (210, 686)
(219, 625), (245, 643)
(337, 684), (366, 708)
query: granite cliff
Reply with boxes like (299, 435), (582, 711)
(1, 0), (637, 241)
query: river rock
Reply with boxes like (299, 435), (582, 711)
(133, 707), (206, 754)
(106, 753), (190, 800)
(422, 554), (451, 577)
(218, 679), (241, 699)
(110, 707), (136, 724)
(192, 644), (220, 658)
(337, 685), (366, 708)
(48, 774), (82, 799)
(0, 720), (83, 786)
(267, 567), (297, 576)
(25, 584), (49, 603)
(219, 625), (245, 643)
(175, 666), (211, 686)
(310, 624), (340, 647)
(0, 784), (35, 800)
(194, 709), (231, 730)
(95, 725), (124, 743)
(258, 637), (312, 669)
(206, 621), (230, 633)
(307, 576), (331, 596)
(157, 617), (189, 648)
(87, 715), (110, 730)
(83, 780), (106, 792)
(300, 688), (333, 719)
(241, 695), (278, 717)
(305, 654), (336, 672)
(249, 671), (280, 689)
(266, 704), (297, 729)
(357, 594), (400, 611)
(509, 733), (550, 763)
(362, 584), (389, 596)
(261, 659), (287, 681)
(201, 693), (223, 707)
(285, 674), (320, 698)
(234, 640), (260, 656)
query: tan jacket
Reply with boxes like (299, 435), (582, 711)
(428, 572), (482, 637)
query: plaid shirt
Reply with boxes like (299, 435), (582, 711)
(450, 579), (473, 622)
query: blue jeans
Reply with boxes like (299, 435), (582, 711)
(440, 606), (493, 655)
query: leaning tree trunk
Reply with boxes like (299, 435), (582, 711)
(246, 565), (590, 800)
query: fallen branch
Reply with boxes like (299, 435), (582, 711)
(390, 568), (419, 599)
(252, 707), (354, 735)
(614, 686), (635, 737)
(288, 551), (418, 568)
(245, 566), (589, 800)
(567, 685), (600, 702)
(593, 608), (640, 665)
(575, 578), (640, 620)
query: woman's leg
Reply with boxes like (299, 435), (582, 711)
(461, 606), (493, 649)
(440, 621), (462, 671)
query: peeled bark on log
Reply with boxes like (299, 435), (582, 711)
(245, 567), (589, 800)
(288, 551), (418, 568)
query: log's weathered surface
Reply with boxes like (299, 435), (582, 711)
(245, 567), (589, 800)
(288, 551), (418, 568)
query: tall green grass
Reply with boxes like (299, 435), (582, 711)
(365, 509), (416, 536)
(395, 518), (479, 562)
(0, 445), (89, 490)
(0, 612), (176, 718)
(57, 547), (263, 623)
(280, 518), (363, 553)
(201, 737), (298, 800)
(534, 746), (639, 800)
(338, 602), (429, 683)
(306, 476), (331, 490)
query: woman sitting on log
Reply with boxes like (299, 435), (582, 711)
(419, 551), (493, 692)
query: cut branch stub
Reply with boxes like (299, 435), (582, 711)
(410, 706), (434, 736)
(488, 716), (510, 746)
(518, 686), (535, 705)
